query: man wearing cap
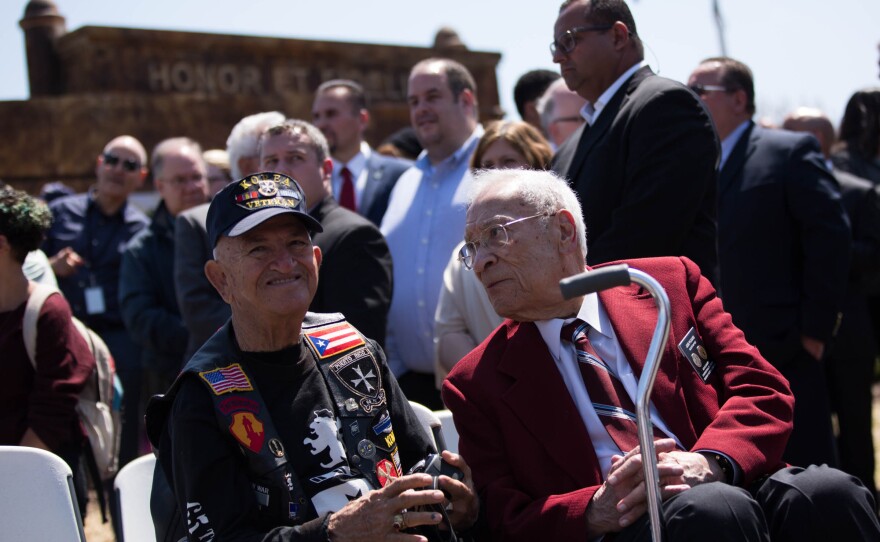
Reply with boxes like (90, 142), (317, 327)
(146, 172), (478, 541)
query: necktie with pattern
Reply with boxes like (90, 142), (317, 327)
(561, 319), (665, 453)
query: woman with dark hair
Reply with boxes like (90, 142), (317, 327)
(434, 121), (554, 391)
(0, 187), (95, 512)
(832, 88), (880, 183)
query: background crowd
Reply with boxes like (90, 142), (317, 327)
(2, 0), (880, 535)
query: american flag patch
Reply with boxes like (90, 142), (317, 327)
(198, 364), (254, 395)
(304, 322), (365, 359)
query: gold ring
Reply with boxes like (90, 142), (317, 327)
(392, 512), (406, 531)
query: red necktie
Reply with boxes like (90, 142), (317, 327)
(561, 319), (664, 453)
(339, 167), (356, 211)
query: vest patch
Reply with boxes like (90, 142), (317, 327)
(199, 363), (254, 395)
(304, 322), (366, 359)
(229, 412), (266, 453)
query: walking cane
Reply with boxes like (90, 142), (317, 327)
(560, 263), (671, 542)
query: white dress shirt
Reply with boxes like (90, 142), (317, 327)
(580, 60), (648, 126)
(535, 293), (682, 477)
(331, 141), (371, 208)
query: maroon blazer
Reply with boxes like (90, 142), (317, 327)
(442, 256), (794, 541)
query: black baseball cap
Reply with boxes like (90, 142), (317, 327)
(207, 171), (323, 249)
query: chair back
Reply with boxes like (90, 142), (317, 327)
(113, 453), (158, 542)
(434, 409), (460, 455)
(409, 401), (445, 450)
(0, 446), (86, 541)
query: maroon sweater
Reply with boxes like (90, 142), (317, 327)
(0, 293), (95, 450)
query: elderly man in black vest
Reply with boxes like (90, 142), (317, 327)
(147, 172), (477, 541)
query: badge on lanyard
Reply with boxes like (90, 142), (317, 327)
(84, 274), (106, 315)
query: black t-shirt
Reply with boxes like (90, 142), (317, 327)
(165, 330), (433, 542)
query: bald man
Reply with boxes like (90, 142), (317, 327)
(42, 134), (151, 465)
(784, 108), (880, 500)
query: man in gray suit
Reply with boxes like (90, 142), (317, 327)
(312, 79), (411, 226)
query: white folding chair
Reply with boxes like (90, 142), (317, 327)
(0, 445), (86, 541)
(433, 409), (459, 455)
(408, 400), (446, 451)
(113, 453), (158, 542)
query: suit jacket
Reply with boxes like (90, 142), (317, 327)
(718, 123), (851, 365)
(358, 153), (411, 227)
(311, 197), (393, 346)
(552, 66), (719, 284)
(442, 256), (793, 542)
(174, 203), (230, 359)
(835, 169), (880, 297)
(832, 148), (880, 185)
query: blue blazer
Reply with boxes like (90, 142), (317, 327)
(358, 153), (411, 227)
(717, 122), (851, 364)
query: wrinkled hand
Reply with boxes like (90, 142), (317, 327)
(327, 473), (444, 542)
(438, 450), (479, 531)
(586, 439), (689, 535)
(657, 450), (722, 488)
(49, 247), (85, 278)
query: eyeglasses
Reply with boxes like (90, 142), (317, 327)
(550, 25), (613, 55)
(102, 153), (140, 172)
(688, 84), (730, 97)
(458, 213), (548, 270)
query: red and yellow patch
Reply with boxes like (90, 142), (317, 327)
(229, 411), (266, 453)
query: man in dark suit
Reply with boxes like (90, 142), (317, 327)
(784, 107), (880, 500)
(688, 58), (851, 469)
(259, 119), (392, 345)
(550, 0), (718, 283)
(312, 79), (411, 226)
(442, 168), (878, 541)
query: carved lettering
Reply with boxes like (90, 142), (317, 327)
(272, 65), (310, 94)
(144, 61), (263, 95)
(194, 63), (217, 93)
(240, 66), (263, 95)
(216, 64), (238, 93)
(147, 62), (171, 92)
(171, 62), (196, 92)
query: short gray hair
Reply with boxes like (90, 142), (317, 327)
(467, 169), (587, 256)
(258, 119), (330, 164)
(537, 78), (567, 134)
(226, 111), (285, 179)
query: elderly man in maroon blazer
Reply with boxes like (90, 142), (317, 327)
(442, 169), (878, 542)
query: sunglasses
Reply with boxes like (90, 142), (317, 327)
(102, 153), (141, 172)
(688, 84), (731, 97)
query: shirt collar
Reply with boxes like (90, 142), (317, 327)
(534, 291), (607, 361)
(415, 125), (485, 171)
(581, 60), (647, 125)
(719, 120), (751, 170)
(332, 141), (371, 177)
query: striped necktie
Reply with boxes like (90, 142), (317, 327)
(561, 319), (663, 452)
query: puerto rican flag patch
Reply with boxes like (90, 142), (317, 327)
(304, 322), (366, 359)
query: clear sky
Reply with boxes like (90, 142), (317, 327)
(1, 0), (878, 128)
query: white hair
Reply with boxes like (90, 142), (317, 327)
(467, 168), (587, 257)
(226, 111), (285, 179)
(536, 78), (569, 134)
